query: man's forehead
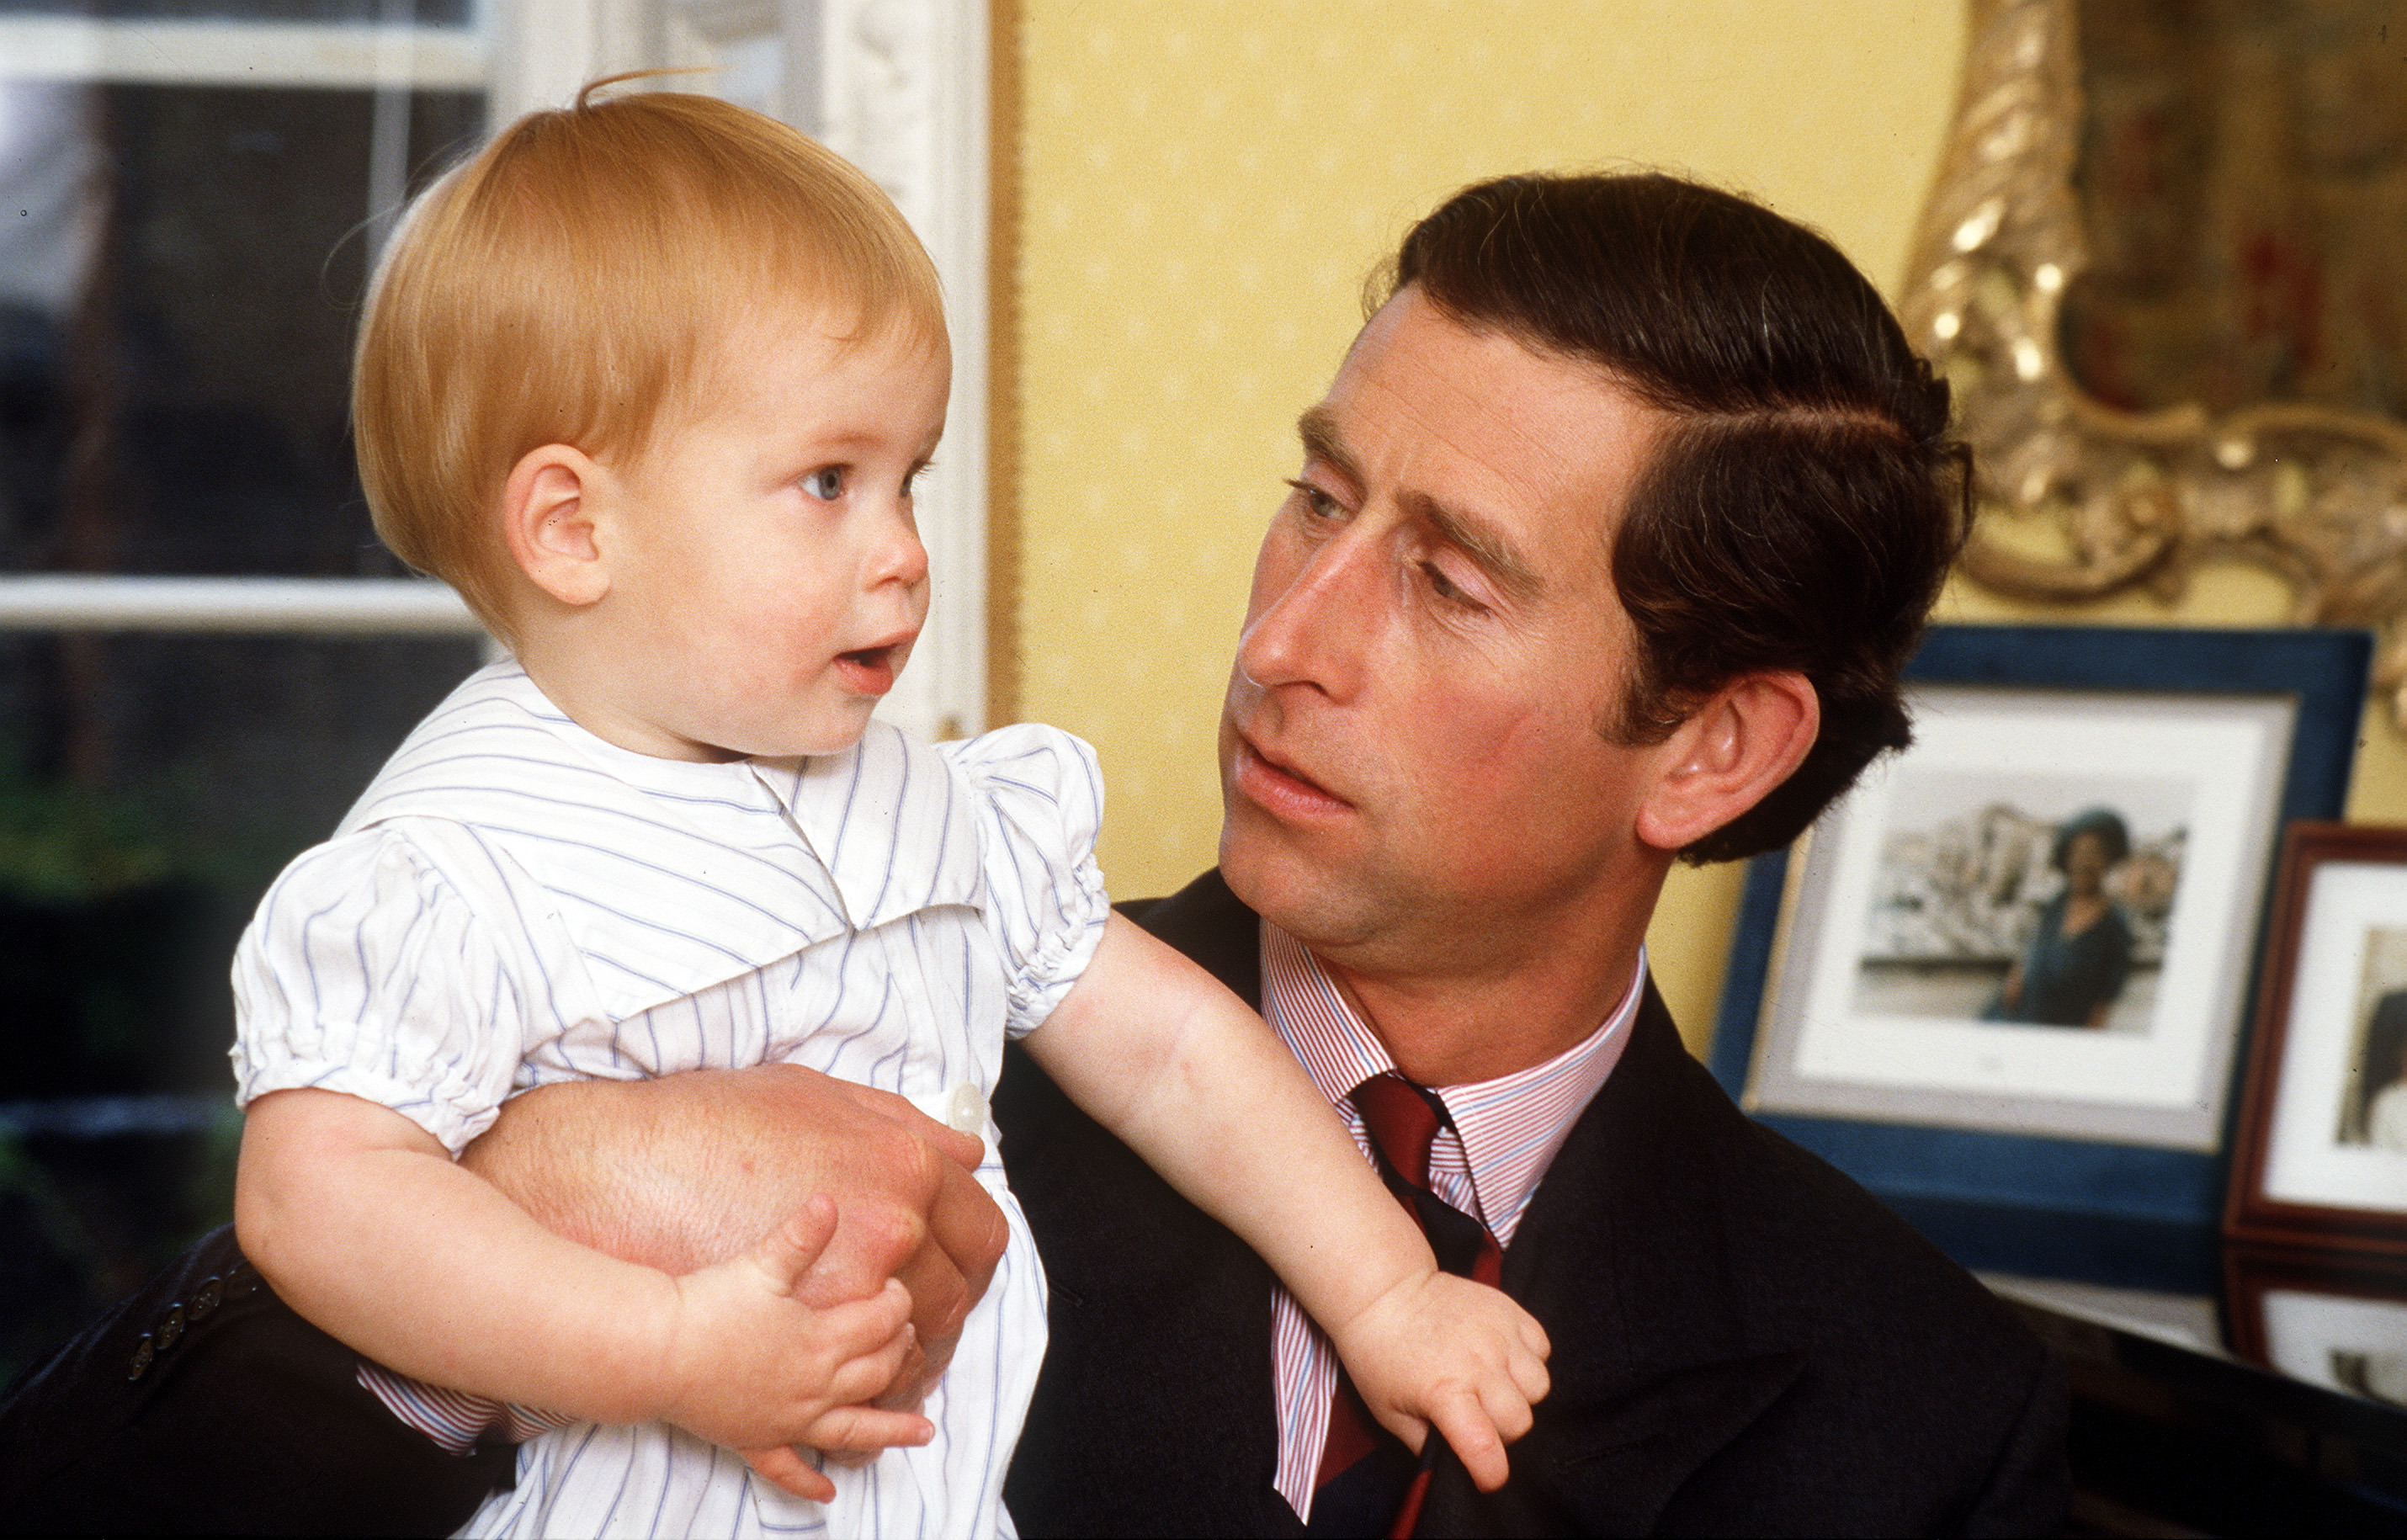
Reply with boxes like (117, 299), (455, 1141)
(1299, 292), (1660, 576)
(1339, 286), (1634, 405)
(1320, 291), (1652, 460)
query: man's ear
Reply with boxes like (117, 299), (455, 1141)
(501, 443), (612, 608)
(1632, 671), (1820, 855)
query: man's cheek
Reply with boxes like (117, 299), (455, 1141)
(1420, 699), (1538, 785)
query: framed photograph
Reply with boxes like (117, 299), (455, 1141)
(1710, 625), (2368, 1272)
(2228, 825), (2407, 1252)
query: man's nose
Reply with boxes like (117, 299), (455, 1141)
(1235, 529), (1371, 701)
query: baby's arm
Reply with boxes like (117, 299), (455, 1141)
(1021, 914), (1551, 1490)
(235, 1086), (931, 1499)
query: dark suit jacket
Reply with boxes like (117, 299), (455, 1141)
(0, 1224), (515, 1536)
(994, 869), (2069, 1537)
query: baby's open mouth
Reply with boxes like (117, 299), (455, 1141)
(835, 644), (904, 696)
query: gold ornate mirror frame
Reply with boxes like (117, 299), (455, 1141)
(1902, 0), (2407, 717)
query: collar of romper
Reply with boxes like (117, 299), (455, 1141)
(340, 660), (988, 1020)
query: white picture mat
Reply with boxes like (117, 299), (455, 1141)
(1747, 686), (2294, 1150)
(2262, 1287), (2407, 1399)
(2263, 863), (2407, 1213)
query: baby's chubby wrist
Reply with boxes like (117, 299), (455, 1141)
(543, 1259), (694, 1431)
(1323, 1257), (1443, 1362)
(651, 1267), (737, 1431)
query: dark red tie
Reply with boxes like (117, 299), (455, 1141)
(1309, 1073), (1505, 1537)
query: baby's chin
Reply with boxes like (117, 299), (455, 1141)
(707, 712), (881, 763)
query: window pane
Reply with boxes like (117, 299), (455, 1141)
(1, 80), (482, 576)
(0, 5), (493, 1393)
(0, 631), (484, 1087)
(0, 0), (474, 28)
(0, 630), (484, 1379)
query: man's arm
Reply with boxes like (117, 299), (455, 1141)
(0, 1064), (1003, 1534)
(461, 1064), (1010, 1413)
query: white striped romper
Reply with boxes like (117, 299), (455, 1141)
(231, 660), (1107, 1540)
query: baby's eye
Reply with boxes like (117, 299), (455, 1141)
(802, 466), (847, 502)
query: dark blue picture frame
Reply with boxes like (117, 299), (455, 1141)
(1708, 624), (2370, 1289)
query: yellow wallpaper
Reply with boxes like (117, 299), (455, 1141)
(1006, 0), (2407, 1054)
(1007, 0), (1971, 1049)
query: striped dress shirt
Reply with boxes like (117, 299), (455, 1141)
(1257, 924), (1643, 1520)
(231, 661), (1108, 1540)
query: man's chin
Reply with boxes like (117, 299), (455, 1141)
(1217, 810), (1299, 915)
(1218, 815), (1374, 948)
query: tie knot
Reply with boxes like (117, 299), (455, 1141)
(1351, 1071), (1447, 1191)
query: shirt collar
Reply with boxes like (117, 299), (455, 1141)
(1258, 922), (1644, 1245)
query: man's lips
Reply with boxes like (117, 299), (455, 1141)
(1230, 733), (1352, 818)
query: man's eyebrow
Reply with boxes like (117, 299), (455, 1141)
(1295, 406), (1359, 488)
(1402, 491), (1545, 606)
(1295, 405), (1546, 605)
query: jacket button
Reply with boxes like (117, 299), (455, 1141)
(155, 1304), (185, 1351)
(190, 1277), (223, 1319)
(128, 1334), (154, 1381)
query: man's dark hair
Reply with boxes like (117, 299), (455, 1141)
(1385, 171), (1970, 863)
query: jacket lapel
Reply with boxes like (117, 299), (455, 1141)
(1416, 985), (1807, 1536)
(998, 869), (1297, 1536)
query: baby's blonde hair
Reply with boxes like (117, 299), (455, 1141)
(354, 82), (944, 639)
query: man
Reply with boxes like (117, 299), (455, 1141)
(2, 170), (2062, 1537)
(990, 173), (2063, 1535)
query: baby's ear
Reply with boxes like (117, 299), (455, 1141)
(502, 443), (611, 607)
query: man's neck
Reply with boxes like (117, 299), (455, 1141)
(1307, 916), (1650, 1086)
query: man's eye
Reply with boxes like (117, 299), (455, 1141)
(1285, 480), (1343, 520)
(1421, 561), (1485, 611)
(802, 466), (847, 501)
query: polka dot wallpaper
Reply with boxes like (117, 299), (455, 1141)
(1003, 0), (1969, 1045)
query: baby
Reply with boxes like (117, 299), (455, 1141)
(228, 83), (1548, 1538)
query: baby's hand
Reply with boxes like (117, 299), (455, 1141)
(1332, 1270), (1550, 1493)
(654, 1196), (932, 1502)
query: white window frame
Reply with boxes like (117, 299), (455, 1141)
(0, 0), (988, 742)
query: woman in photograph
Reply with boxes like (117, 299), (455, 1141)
(1985, 807), (2134, 1029)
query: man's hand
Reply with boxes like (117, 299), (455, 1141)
(462, 1065), (1008, 1423)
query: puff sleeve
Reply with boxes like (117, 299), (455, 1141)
(230, 828), (536, 1155)
(941, 724), (1111, 1038)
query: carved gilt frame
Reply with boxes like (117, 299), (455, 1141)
(1901, 0), (2407, 719)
